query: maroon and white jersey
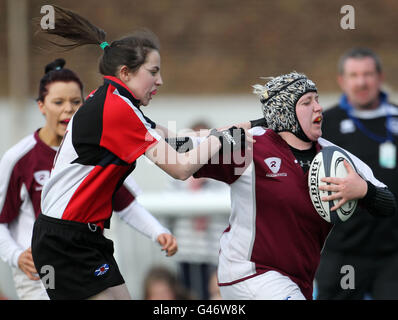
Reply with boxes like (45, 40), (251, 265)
(194, 127), (385, 300)
(0, 131), (55, 267)
(41, 76), (161, 229)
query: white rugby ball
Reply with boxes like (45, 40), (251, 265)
(308, 146), (358, 223)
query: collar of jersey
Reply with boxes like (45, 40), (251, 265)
(103, 76), (141, 107)
(34, 129), (58, 156)
(267, 129), (322, 154)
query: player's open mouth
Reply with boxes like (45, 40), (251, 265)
(313, 116), (322, 124)
(60, 119), (70, 125)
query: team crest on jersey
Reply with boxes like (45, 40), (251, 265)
(95, 264), (109, 276)
(34, 170), (50, 190)
(264, 157), (287, 177)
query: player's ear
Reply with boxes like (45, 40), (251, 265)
(118, 65), (130, 83)
(337, 74), (344, 90)
(38, 100), (46, 116)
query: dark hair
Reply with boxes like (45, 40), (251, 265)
(41, 6), (160, 76)
(143, 265), (194, 300)
(37, 58), (84, 102)
(338, 47), (382, 74)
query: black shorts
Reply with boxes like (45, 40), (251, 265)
(31, 214), (125, 300)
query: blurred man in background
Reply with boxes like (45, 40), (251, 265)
(315, 47), (398, 299)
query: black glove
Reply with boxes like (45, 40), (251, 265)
(208, 126), (246, 152)
(165, 137), (194, 153)
(250, 118), (267, 128)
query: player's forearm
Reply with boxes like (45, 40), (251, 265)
(170, 135), (221, 180)
(146, 135), (221, 180)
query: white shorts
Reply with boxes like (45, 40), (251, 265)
(12, 267), (49, 300)
(219, 270), (306, 300)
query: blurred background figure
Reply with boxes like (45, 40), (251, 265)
(0, 58), (83, 300)
(315, 47), (398, 300)
(142, 265), (194, 300)
(168, 120), (229, 300)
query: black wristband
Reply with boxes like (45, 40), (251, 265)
(250, 118), (267, 128)
(209, 127), (245, 152)
(165, 137), (193, 153)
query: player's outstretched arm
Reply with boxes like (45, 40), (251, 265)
(146, 127), (247, 180)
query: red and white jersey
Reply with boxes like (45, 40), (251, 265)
(194, 127), (384, 300)
(41, 76), (161, 229)
(0, 128), (165, 270)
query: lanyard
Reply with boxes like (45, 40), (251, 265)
(339, 93), (393, 143)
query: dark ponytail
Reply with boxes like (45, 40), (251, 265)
(37, 58), (83, 102)
(40, 6), (160, 77)
(44, 5), (106, 49)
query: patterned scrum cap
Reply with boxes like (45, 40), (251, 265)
(252, 72), (317, 141)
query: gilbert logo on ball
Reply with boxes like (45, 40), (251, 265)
(308, 146), (358, 223)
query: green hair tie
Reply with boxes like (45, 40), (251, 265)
(100, 41), (110, 50)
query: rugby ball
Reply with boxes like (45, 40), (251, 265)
(308, 146), (358, 223)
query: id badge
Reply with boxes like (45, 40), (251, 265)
(379, 141), (397, 169)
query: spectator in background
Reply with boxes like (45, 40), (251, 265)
(142, 265), (194, 300)
(169, 120), (229, 300)
(315, 47), (398, 299)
